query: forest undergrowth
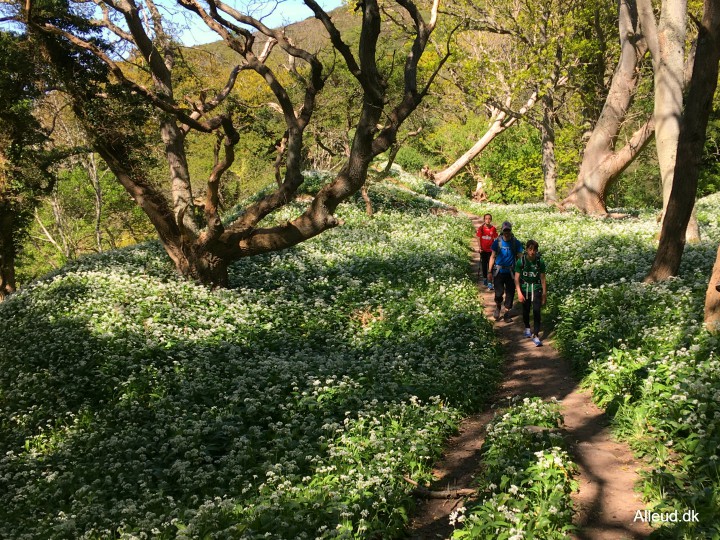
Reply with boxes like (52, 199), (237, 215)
(1, 170), (719, 538)
(410, 171), (720, 539)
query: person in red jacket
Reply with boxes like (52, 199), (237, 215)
(476, 213), (498, 289)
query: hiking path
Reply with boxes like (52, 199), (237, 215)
(406, 215), (652, 540)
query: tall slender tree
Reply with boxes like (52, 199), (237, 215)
(644, 0), (720, 288)
(638, 0), (688, 223)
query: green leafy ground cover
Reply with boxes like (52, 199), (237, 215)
(451, 398), (577, 539)
(0, 183), (502, 539)
(433, 183), (720, 539)
(5, 165), (720, 538)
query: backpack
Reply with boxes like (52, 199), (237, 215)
(518, 252), (542, 276)
(494, 234), (519, 263)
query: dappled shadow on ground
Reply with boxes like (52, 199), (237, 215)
(407, 215), (651, 540)
(0, 238), (500, 537)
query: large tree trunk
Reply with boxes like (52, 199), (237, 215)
(161, 119), (198, 234)
(706, 243), (720, 332)
(540, 94), (557, 203)
(0, 210), (17, 300)
(647, 0), (720, 282)
(563, 0), (651, 214)
(36, 0), (442, 288)
(433, 92), (538, 187)
(638, 0), (688, 221)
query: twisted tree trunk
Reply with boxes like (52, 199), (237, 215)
(563, 0), (652, 214)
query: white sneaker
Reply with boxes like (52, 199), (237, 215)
(524, 328), (532, 338)
(532, 336), (542, 347)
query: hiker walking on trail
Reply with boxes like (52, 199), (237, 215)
(488, 221), (524, 322)
(476, 213), (498, 289)
(515, 239), (547, 347)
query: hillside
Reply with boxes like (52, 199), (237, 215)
(194, 6), (360, 64)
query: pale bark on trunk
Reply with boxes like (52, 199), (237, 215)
(564, 0), (651, 214)
(646, 0), (720, 282)
(638, 0), (700, 240)
(161, 120), (198, 235)
(638, 0), (688, 221)
(540, 94), (558, 203)
(50, 193), (72, 258)
(686, 206), (701, 242)
(433, 92), (538, 187)
(85, 153), (104, 252)
(34, 208), (65, 256)
(706, 243), (720, 333)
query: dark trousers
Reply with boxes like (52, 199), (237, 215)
(493, 272), (516, 309)
(480, 251), (492, 280)
(522, 290), (543, 334)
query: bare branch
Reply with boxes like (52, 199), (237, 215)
(303, 0), (361, 80)
(35, 21), (220, 133)
(180, 65), (242, 135)
(198, 117), (238, 247)
(89, 1), (134, 41)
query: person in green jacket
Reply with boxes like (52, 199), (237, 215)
(514, 239), (547, 346)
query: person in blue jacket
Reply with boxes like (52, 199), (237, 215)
(487, 221), (524, 321)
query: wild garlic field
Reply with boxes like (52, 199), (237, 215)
(452, 189), (720, 539)
(1, 173), (719, 539)
(0, 181), (501, 539)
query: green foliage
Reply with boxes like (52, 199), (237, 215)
(475, 124), (544, 204)
(16, 162), (156, 284)
(554, 119), (586, 199)
(0, 31), (67, 288)
(394, 145), (429, 172)
(0, 182), (502, 538)
(698, 107), (720, 198)
(607, 140), (662, 209)
(451, 398), (577, 539)
(423, 115), (486, 171)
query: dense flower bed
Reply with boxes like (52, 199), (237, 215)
(0, 183), (502, 539)
(451, 398), (577, 539)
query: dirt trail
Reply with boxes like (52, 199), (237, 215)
(406, 216), (652, 540)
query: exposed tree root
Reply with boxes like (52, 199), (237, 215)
(404, 476), (477, 499)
